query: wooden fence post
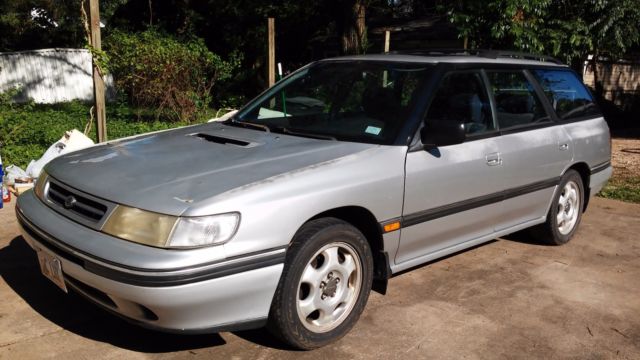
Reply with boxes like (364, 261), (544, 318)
(89, 0), (107, 142)
(267, 18), (276, 88)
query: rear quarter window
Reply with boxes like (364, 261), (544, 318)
(486, 70), (550, 130)
(532, 70), (601, 120)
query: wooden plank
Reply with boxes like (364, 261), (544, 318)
(267, 18), (275, 88)
(89, 0), (107, 142)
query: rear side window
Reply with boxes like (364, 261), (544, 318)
(486, 71), (549, 130)
(532, 70), (600, 120)
(425, 71), (494, 135)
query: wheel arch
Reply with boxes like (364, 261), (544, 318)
(307, 206), (390, 294)
(566, 162), (591, 211)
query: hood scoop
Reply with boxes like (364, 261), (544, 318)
(190, 133), (259, 147)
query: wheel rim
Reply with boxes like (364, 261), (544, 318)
(296, 242), (362, 333)
(556, 180), (580, 235)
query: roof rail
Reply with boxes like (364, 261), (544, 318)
(390, 48), (563, 65)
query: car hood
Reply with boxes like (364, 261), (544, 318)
(47, 123), (374, 215)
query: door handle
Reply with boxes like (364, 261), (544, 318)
(559, 143), (569, 151)
(485, 153), (502, 166)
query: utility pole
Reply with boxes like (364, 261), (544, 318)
(267, 17), (275, 88)
(88, 0), (107, 142)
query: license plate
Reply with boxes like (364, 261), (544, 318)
(36, 250), (68, 293)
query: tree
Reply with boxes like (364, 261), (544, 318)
(440, 0), (640, 68)
(336, 0), (368, 55)
(0, 0), (128, 52)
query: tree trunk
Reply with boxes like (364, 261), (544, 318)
(340, 0), (366, 55)
(590, 52), (602, 100)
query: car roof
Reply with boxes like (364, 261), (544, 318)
(321, 53), (568, 68)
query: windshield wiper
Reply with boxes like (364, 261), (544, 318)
(280, 127), (336, 141)
(227, 118), (271, 133)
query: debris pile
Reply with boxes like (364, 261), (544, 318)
(1, 129), (94, 204)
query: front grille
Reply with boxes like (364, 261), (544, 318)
(47, 182), (108, 221)
(17, 211), (85, 267)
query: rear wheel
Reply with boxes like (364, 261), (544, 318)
(268, 218), (373, 350)
(532, 170), (584, 245)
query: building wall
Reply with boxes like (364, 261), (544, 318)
(583, 59), (640, 113)
(0, 48), (114, 104)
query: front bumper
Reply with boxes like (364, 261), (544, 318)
(16, 191), (285, 333)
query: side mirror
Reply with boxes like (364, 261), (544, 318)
(420, 119), (466, 149)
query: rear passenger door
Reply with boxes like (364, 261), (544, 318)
(398, 70), (503, 265)
(487, 70), (573, 231)
(531, 69), (610, 170)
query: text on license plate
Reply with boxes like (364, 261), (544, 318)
(36, 250), (68, 293)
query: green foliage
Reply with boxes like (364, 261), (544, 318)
(599, 176), (640, 203)
(0, 0), (132, 52)
(0, 86), (22, 108)
(440, 0), (640, 64)
(85, 44), (111, 75)
(0, 101), (85, 168)
(587, 0), (640, 58)
(0, 101), (208, 169)
(105, 28), (239, 122)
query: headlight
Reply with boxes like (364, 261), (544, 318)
(102, 206), (178, 247)
(168, 213), (240, 248)
(34, 170), (49, 200)
(102, 205), (240, 248)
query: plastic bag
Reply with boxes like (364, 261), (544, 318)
(25, 129), (94, 178)
(4, 164), (29, 185)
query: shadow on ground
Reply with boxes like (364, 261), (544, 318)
(233, 328), (298, 351)
(0, 236), (227, 353)
(0, 229), (554, 354)
(499, 229), (552, 246)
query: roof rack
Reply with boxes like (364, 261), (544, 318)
(390, 48), (563, 65)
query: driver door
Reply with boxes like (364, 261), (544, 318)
(396, 70), (504, 265)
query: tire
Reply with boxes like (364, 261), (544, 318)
(532, 170), (585, 245)
(267, 217), (373, 350)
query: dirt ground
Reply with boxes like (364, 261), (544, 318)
(612, 137), (640, 179)
(0, 196), (639, 359)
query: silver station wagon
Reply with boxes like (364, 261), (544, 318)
(17, 50), (611, 349)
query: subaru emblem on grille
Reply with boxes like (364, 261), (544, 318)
(64, 195), (77, 209)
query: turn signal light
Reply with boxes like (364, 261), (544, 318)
(383, 221), (401, 233)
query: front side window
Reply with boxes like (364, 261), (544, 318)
(236, 62), (432, 145)
(486, 71), (549, 129)
(532, 69), (600, 120)
(425, 71), (494, 135)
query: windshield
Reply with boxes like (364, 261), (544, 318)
(235, 61), (432, 145)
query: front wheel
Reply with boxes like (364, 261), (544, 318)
(267, 218), (373, 350)
(532, 170), (585, 245)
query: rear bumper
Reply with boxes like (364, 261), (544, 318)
(16, 191), (284, 333)
(589, 162), (613, 196)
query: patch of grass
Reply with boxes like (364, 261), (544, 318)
(0, 101), (214, 169)
(598, 176), (640, 203)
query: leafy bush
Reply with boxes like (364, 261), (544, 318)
(0, 85), (21, 106)
(106, 29), (239, 122)
(0, 101), (208, 169)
